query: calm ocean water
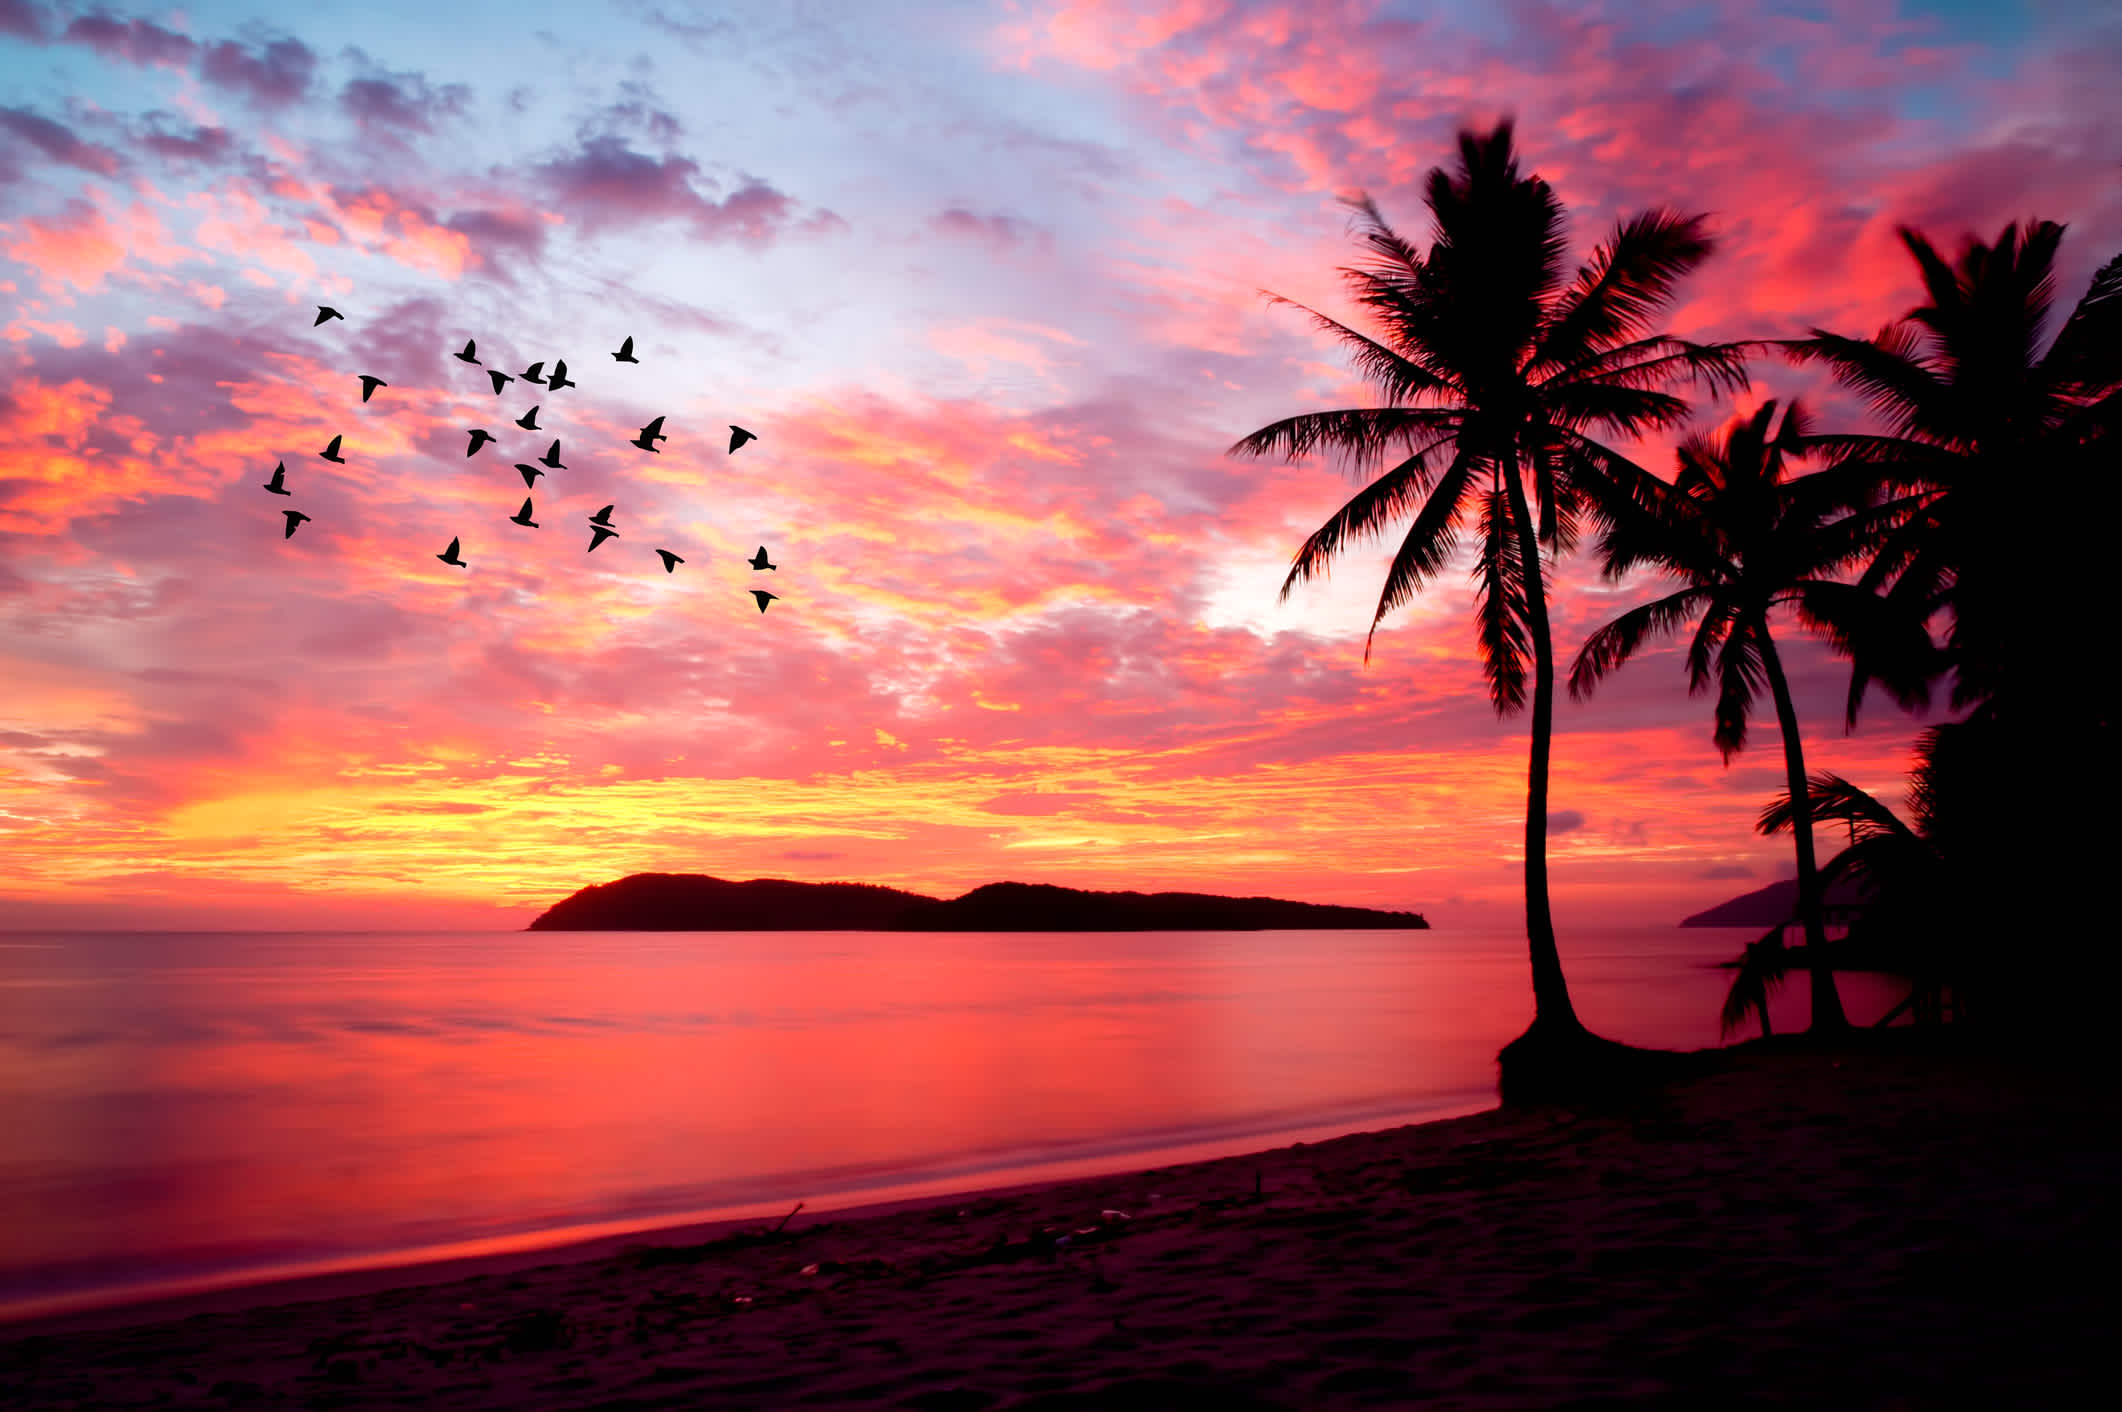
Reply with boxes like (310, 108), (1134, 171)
(0, 925), (1904, 1320)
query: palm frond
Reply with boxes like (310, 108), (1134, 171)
(1710, 620), (1766, 760)
(1338, 191), (1430, 283)
(1253, 290), (1464, 407)
(1534, 209), (1718, 369)
(1553, 429), (1702, 556)
(1720, 927), (1791, 1039)
(2041, 247), (2122, 394)
(1792, 580), (1940, 724)
(1684, 598), (1737, 696)
(1800, 432), (1964, 499)
(1472, 481), (1533, 713)
(1229, 404), (1463, 474)
(1280, 436), (1464, 600)
(1778, 324), (1941, 436)
(1544, 380), (1699, 438)
(1758, 770), (1916, 843)
(1545, 336), (1760, 400)
(1356, 452), (1483, 656)
(1568, 587), (1711, 699)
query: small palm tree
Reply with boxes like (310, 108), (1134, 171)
(1568, 399), (1919, 1034)
(1227, 120), (1754, 1094)
(1753, 744), (1962, 1029)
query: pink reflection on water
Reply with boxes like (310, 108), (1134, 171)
(0, 926), (1904, 1318)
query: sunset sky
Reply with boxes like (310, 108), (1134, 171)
(2, 0), (2116, 931)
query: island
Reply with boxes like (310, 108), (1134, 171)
(527, 873), (1429, 931)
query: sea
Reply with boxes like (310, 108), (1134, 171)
(0, 925), (1906, 1322)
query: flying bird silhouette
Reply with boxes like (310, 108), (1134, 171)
(515, 405), (540, 431)
(262, 461), (292, 495)
(282, 510), (311, 538)
(521, 361), (546, 386)
(588, 523), (619, 552)
(455, 339), (480, 364)
(466, 428), (496, 457)
(612, 335), (638, 363)
(656, 549), (683, 573)
(749, 545), (776, 571)
(545, 359), (575, 391)
(488, 369), (514, 394)
(538, 440), (566, 469)
(751, 589), (778, 613)
(631, 416), (666, 452)
(437, 536), (466, 567)
(358, 375), (387, 403)
(515, 463), (544, 488)
(510, 498), (539, 528)
(588, 504), (616, 527)
(728, 425), (756, 454)
(319, 434), (346, 463)
(314, 306), (343, 327)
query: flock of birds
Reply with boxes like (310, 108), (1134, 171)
(268, 306), (782, 613)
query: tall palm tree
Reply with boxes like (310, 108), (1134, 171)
(1227, 121), (1753, 1090)
(1568, 399), (1916, 1033)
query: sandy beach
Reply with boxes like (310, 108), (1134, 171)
(2, 1033), (2111, 1409)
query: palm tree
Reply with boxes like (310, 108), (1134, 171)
(1227, 121), (1754, 1094)
(1568, 398), (1919, 1034)
(1752, 745), (1964, 1030)
(1781, 222), (2122, 1044)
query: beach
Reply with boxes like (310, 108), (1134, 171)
(2, 1033), (2109, 1409)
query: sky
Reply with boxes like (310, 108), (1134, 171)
(0, 0), (2116, 931)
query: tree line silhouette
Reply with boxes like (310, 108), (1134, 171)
(1229, 120), (2120, 1095)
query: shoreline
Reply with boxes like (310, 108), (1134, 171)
(3, 1031), (2112, 1407)
(0, 1092), (1496, 1336)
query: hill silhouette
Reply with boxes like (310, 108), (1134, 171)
(1681, 875), (1874, 927)
(527, 874), (1428, 931)
(528, 874), (935, 930)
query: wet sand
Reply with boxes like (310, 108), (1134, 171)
(3, 1035), (2112, 1408)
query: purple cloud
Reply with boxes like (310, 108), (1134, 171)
(196, 36), (316, 108)
(0, 0), (50, 41)
(133, 117), (236, 166)
(62, 12), (195, 66)
(0, 106), (123, 177)
(443, 208), (549, 274)
(340, 70), (471, 135)
(531, 136), (803, 243)
(932, 207), (1050, 255)
(585, 87), (684, 145)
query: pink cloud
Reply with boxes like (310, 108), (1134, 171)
(2, 202), (125, 291)
(6, 317), (83, 347)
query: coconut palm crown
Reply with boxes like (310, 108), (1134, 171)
(1779, 223), (2122, 719)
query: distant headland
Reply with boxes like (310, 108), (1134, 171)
(1680, 875), (1875, 927)
(527, 874), (1429, 931)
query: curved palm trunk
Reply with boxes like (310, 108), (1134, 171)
(1754, 619), (1850, 1033)
(1503, 465), (1583, 1032)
